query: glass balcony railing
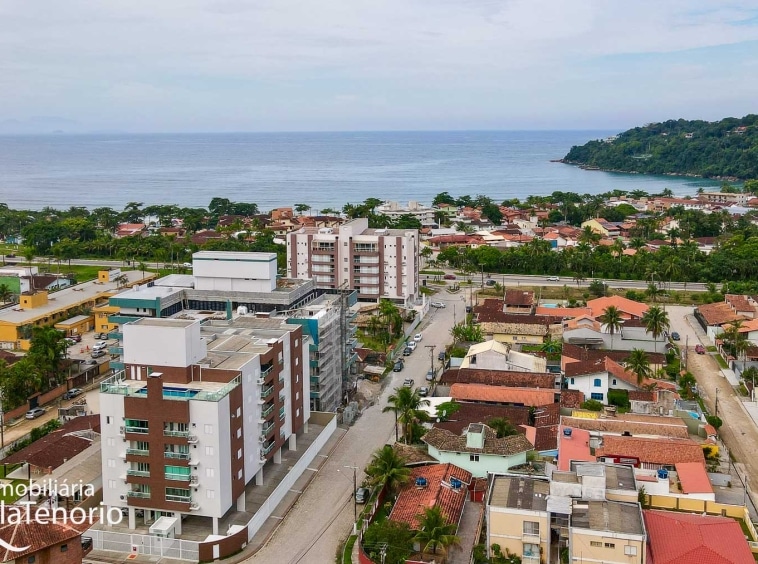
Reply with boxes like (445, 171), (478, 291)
(101, 372), (240, 402)
(261, 404), (274, 418)
(165, 473), (191, 482)
(126, 448), (149, 457)
(164, 452), (190, 460)
(124, 426), (149, 434)
(165, 493), (191, 503)
(262, 442), (275, 455)
(127, 491), (150, 499)
(261, 385), (274, 399)
(126, 469), (150, 478)
(164, 429), (190, 438)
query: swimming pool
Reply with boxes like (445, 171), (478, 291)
(135, 386), (200, 399)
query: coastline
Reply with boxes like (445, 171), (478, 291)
(557, 159), (742, 183)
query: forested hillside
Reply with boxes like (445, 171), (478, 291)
(562, 115), (758, 179)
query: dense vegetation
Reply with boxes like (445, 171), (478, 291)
(563, 115), (758, 179)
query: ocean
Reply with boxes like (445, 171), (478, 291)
(0, 131), (720, 211)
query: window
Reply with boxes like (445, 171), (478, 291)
(470, 355), (476, 365)
(590, 392), (604, 401)
(469, 454), (479, 462)
(204, 424), (213, 435)
(205, 446), (214, 456)
(106, 416), (112, 424)
(624, 546), (638, 556)
(237, 448), (242, 460)
(107, 459), (116, 468)
(206, 489), (215, 499)
(612, 378), (617, 385)
(523, 522), (539, 536)
(206, 468), (215, 478)
(106, 437), (115, 447)
(590, 541), (602, 547)
(593, 378), (602, 387)
(523, 543), (539, 557)
(570, 378), (575, 385)
(27, 557), (35, 563)
(60, 544), (68, 552)
(604, 543), (615, 549)
(108, 479), (116, 489)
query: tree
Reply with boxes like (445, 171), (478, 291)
(363, 520), (414, 564)
(383, 387), (430, 444)
(598, 305), (623, 350)
(488, 417), (519, 438)
(0, 283), (12, 304)
(414, 505), (461, 556)
(642, 305), (670, 353)
(27, 326), (67, 387)
(625, 349), (652, 384)
(365, 445), (410, 494)
(294, 203), (310, 215)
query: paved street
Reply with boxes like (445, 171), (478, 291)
(248, 295), (458, 563)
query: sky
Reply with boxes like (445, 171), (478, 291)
(2, 0), (758, 133)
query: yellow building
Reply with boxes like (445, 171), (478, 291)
(0, 269), (154, 349)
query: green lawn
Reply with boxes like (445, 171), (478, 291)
(0, 479), (29, 504)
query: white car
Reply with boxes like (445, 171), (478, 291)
(182, 262), (193, 268)
(407, 341), (417, 351)
(430, 301), (445, 308)
(546, 276), (559, 281)
(92, 341), (108, 352)
(413, 333), (423, 342)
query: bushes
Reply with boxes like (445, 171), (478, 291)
(607, 389), (630, 409)
(581, 399), (603, 411)
(706, 415), (723, 429)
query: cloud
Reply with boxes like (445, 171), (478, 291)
(0, 0), (757, 130)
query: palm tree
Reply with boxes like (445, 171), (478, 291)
(642, 305), (670, 353)
(0, 283), (12, 304)
(598, 305), (623, 350)
(138, 261), (148, 280)
(414, 506), (461, 556)
(383, 386), (430, 444)
(488, 417), (519, 438)
(365, 445), (410, 494)
(625, 348), (651, 384)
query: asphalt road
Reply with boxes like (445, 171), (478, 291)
(248, 295), (458, 563)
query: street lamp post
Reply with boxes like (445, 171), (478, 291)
(715, 388), (720, 417)
(344, 464), (359, 528)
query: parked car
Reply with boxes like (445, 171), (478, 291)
(418, 386), (429, 397)
(81, 359), (98, 366)
(413, 333), (423, 342)
(403, 347), (413, 356)
(393, 360), (404, 372)
(91, 350), (106, 359)
(465, 306), (473, 313)
(182, 262), (193, 268)
(437, 351), (446, 361)
(407, 341), (417, 351)
(68, 334), (81, 343)
(92, 341), (108, 352)
(94, 332), (108, 339)
(355, 487), (370, 504)
(426, 370), (435, 381)
(402, 378), (414, 388)
(25, 408), (45, 420)
(671, 332), (680, 341)
(485, 279), (496, 286)
(443, 274), (456, 280)
(63, 388), (83, 400)
(695, 344), (706, 355)
(65, 338), (77, 346)
(430, 301), (445, 308)
(546, 276), (559, 281)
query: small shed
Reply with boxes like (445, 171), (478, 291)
(149, 516), (178, 538)
(54, 314), (93, 336)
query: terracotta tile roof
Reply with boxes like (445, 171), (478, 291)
(423, 425), (534, 456)
(534, 424), (559, 451)
(0, 514), (88, 562)
(560, 415), (690, 439)
(675, 462), (713, 494)
(503, 290), (534, 307)
(450, 383), (556, 406)
(439, 368), (555, 389)
(725, 294), (756, 314)
(389, 463), (472, 531)
(628, 390), (656, 402)
(535, 306), (592, 318)
(392, 443), (437, 465)
(2, 416), (99, 468)
(644, 509), (754, 564)
(434, 403), (531, 435)
(697, 302), (744, 326)
(557, 426), (594, 470)
(560, 389), (585, 409)
(562, 344), (665, 376)
(732, 318), (758, 333)
(595, 436), (705, 465)
(587, 296), (648, 319)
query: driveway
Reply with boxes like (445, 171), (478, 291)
(247, 296), (458, 563)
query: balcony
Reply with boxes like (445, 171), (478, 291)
(107, 331), (123, 340)
(127, 491), (151, 499)
(126, 448), (149, 457)
(261, 385), (274, 399)
(126, 469), (150, 478)
(261, 421), (275, 435)
(261, 365), (274, 378)
(101, 372), (241, 403)
(164, 429), (190, 438)
(261, 404), (274, 418)
(279, 407), (286, 420)
(166, 493), (192, 503)
(262, 442), (275, 455)
(164, 452), (190, 461)
(108, 346), (124, 356)
(353, 256), (379, 264)
(311, 255), (334, 263)
(124, 426), (149, 435)
(165, 473), (191, 482)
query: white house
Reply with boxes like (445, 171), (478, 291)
(461, 340), (547, 372)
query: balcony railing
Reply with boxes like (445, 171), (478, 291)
(126, 469), (150, 478)
(262, 442), (275, 455)
(279, 407), (286, 420)
(261, 404), (274, 418)
(127, 491), (151, 499)
(166, 493), (192, 503)
(262, 422), (275, 435)
(101, 372), (240, 402)
(261, 385), (274, 399)
(164, 452), (190, 460)
(108, 346), (124, 355)
(126, 448), (149, 457)
(125, 426), (149, 434)
(165, 473), (191, 482)
(164, 429), (190, 438)
(261, 365), (274, 377)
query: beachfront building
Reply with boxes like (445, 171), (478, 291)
(99, 316), (309, 536)
(286, 217), (419, 305)
(375, 200), (437, 226)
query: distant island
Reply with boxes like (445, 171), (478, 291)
(561, 115), (758, 180)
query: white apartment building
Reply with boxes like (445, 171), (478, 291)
(375, 201), (437, 226)
(99, 316), (309, 537)
(287, 217), (419, 304)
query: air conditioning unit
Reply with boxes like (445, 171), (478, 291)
(120, 495), (125, 501)
(119, 426), (125, 435)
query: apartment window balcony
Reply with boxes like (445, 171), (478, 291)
(353, 244), (378, 253)
(353, 256), (379, 264)
(127, 491), (151, 499)
(312, 265), (335, 273)
(358, 287), (380, 295)
(163, 430), (190, 438)
(311, 255), (334, 263)
(165, 473), (191, 482)
(107, 331), (123, 340)
(108, 346), (124, 356)
(165, 493), (192, 503)
(124, 424), (149, 435)
(261, 404), (274, 418)
(126, 448), (149, 457)
(279, 406), (286, 420)
(355, 277), (379, 285)
(164, 452), (190, 461)
(314, 275), (335, 283)
(262, 442), (275, 455)
(126, 469), (150, 478)
(261, 365), (274, 377)
(261, 385), (274, 399)
(261, 421), (275, 435)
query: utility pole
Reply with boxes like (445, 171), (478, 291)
(715, 388), (720, 417)
(426, 345), (436, 381)
(344, 464), (359, 527)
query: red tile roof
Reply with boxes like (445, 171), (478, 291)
(535, 306), (592, 318)
(675, 462), (713, 494)
(2, 416), (99, 468)
(0, 512), (88, 562)
(389, 463), (472, 531)
(587, 296), (648, 319)
(503, 290), (534, 307)
(697, 302), (744, 326)
(450, 383), (556, 406)
(433, 403), (531, 435)
(596, 436), (705, 466)
(557, 426), (594, 470)
(439, 368), (555, 389)
(644, 510), (754, 564)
